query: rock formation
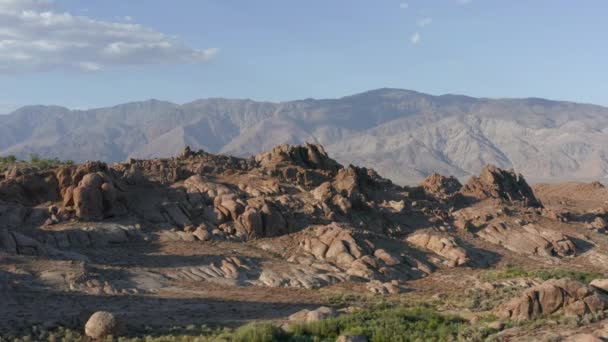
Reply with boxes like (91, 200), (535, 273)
(461, 165), (541, 207)
(2, 143), (608, 339)
(495, 278), (608, 321)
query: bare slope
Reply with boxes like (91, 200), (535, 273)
(3, 89), (608, 184)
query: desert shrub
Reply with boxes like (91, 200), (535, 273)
(481, 265), (603, 283)
(0, 154), (74, 173)
(0, 154), (17, 164)
(288, 306), (494, 341)
(5, 306), (501, 342)
(232, 322), (288, 342)
(462, 286), (523, 312)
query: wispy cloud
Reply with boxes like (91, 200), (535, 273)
(416, 17), (432, 27)
(457, 0), (473, 5)
(411, 32), (420, 45)
(0, 0), (218, 74)
(399, 2), (409, 9)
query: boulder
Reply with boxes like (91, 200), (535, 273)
(590, 217), (607, 230)
(247, 199), (287, 238)
(373, 249), (401, 266)
(494, 278), (608, 321)
(239, 207), (263, 238)
(590, 279), (608, 293)
(84, 311), (123, 339)
(288, 306), (337, 323)
(72, 172), (126, 220)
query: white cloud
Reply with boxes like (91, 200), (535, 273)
(0, 0), (218, 73)
(416, 17), (432, 27)
(411, 32), (420, 44)
(399, 2), (408, 9)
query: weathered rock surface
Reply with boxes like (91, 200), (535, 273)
(420, 173), (462, 199)
(85, 311), (123, 339)
(461, 165), (541, 207)
(288, 306), (338, 323)
(495, 278), (608, 321)
(590, 279), (608, 294)
(3, 143), (608, 337)
(478, 223), (576, 257)
(255, 144), (341, 187)
(406, 232), (469, 266)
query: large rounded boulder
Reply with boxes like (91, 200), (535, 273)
(84, 311), (124, 339)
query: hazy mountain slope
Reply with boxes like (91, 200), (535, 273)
(3, 88), (608, 184)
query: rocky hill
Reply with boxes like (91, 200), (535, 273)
(3, 89), (608, 184)
(3, 143), (608, 340)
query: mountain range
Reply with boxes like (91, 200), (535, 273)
(2, 88), (608, 184)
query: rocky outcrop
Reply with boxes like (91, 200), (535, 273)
(461, 165), (541, 207)
(0, 225), (143, 258)
(290, 224), (429, 282)
(406, 232), (469, 266)
(254, 144), (342, 188)
(255, 143), (341, 173)
(478, 223), (576, 257)
(0, 171), (60, 206)
(420, 173), (462, 199)
(495, 278), (608, 321)
(68, 172), (127, 220)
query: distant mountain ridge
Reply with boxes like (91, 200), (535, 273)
(3, 88), (608, 184)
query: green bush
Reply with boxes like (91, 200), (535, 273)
(288, 306), (494, 341)
(480, 266), (604, 283)
(232, 322), (288, 342)
(5, 306), (499, 342)
(0, 154), (74, 173)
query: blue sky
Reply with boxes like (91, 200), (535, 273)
(0, 0), (607, 113)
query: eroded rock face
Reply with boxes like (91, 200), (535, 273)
(290, 224), (429, 282)
(495, 278), (608, 321)
(590, 279), (608, 294)
(461, 165), (541, 207)
(406, 232), (469, 266)
(420, 173), (462, 199)
(478, 223), (576, 257)
(0, 171), (60, 206)
(70, 172), (126, 220)
(255, 143), (341, 173)
(254, 143), (342, 188)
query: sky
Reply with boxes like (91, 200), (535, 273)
(0, 0), (607, 113)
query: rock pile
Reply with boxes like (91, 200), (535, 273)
(461, 165), (541, 207)
(420, 173), (462, 199)
(495, 278), (608, 320)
